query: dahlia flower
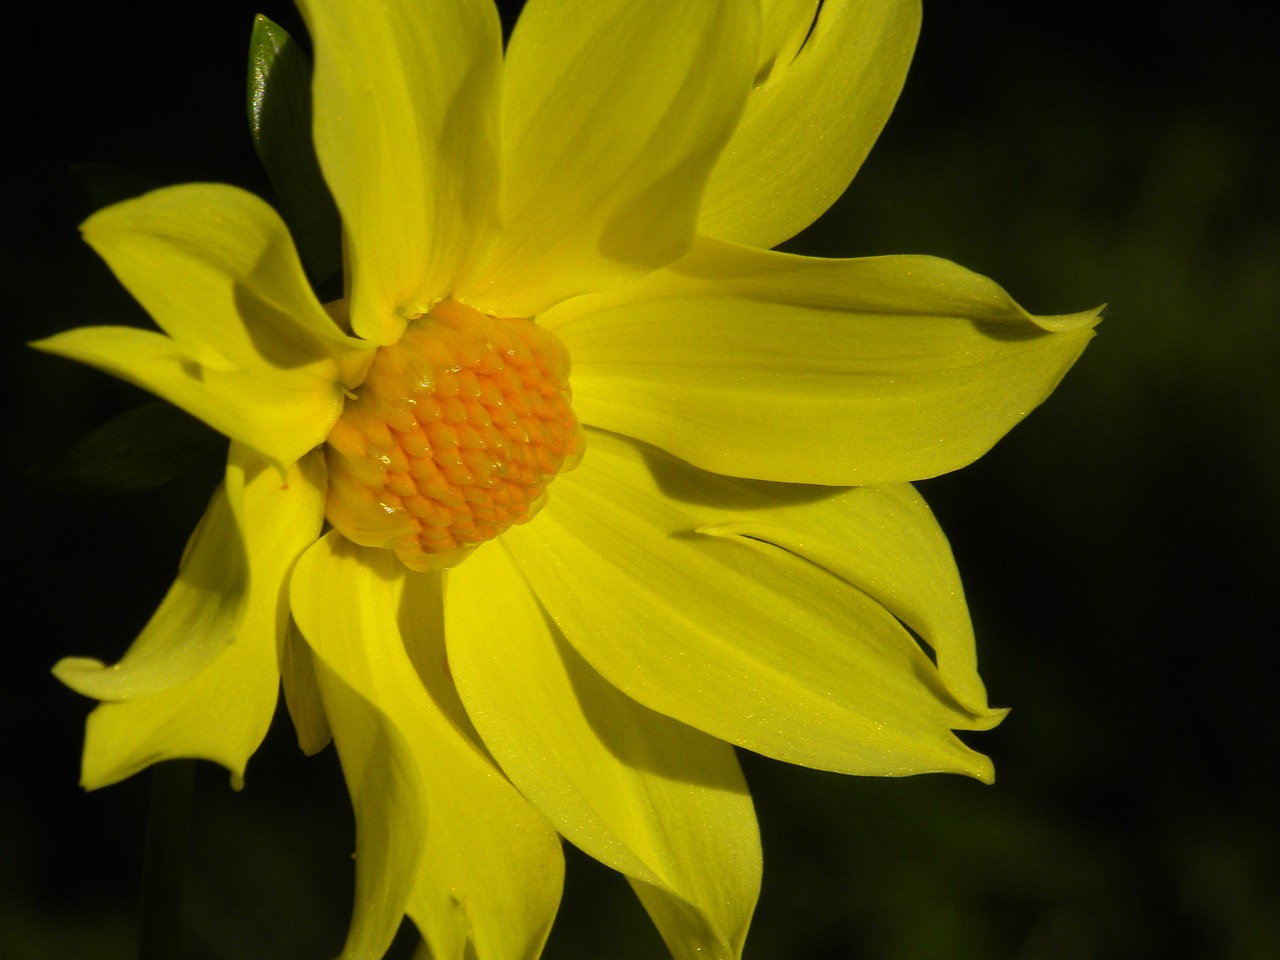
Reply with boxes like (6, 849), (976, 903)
(37, 1), (1098, 957)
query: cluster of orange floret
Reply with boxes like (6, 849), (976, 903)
(324, 299), (583, 571)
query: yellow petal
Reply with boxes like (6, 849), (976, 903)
(36, 327), (344, 472)
(698, 0), (921, 247)
(35, 184), (370, 469)
(77, 617), (274, 791)
(448, 543), (761, 959)
(754, 0), (821, 79)
(291, 533), (562, 960)
(298, 0), (503, 344)
(573, 438), (999, 719)
(279, 620), (331, 756)
(54, 464), (247, 702)
(302, 653), (426, 960)
(78, 184), (364, 371)
(72, 446), (326, 790)
(456, 0), (759, 316)
(688, 482), (997, 719)
(503, 430), (999, 781)
(548, 240), (1101, 485)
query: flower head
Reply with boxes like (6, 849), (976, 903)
(37, 0), (1098, 957)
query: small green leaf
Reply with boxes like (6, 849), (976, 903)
(32, 402), (225, 495)
(247, 14), (342, 295)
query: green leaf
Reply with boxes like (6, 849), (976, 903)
(246, 13), (342, 295)
(32, 402), (224, 495)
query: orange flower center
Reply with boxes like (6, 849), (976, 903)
(324, 299), (582, 572)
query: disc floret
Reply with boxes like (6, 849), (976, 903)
(324, 299), (582, 571)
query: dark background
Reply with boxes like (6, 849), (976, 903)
(5, 2), (1276, 958)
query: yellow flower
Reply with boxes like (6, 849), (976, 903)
(37, 1), (1098, 957)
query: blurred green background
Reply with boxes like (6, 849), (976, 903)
(5, 1), (1276, 958)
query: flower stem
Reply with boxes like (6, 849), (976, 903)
(138, 759), (195, 960)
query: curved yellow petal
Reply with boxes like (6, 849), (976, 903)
(299, 0), (503, 344)
(503, 430), (999, 781)
(73, 446), (326, 790)
(448, 543), (761, 959)
(35, 184), (370, 468)
(77, 616), (274, 791)
(78, 184), (365, 372)
(36, 327), (344, 471)
(698, 0), (921, 247)
(566, 439), (997, 718)
(548, 240), (1101, 485)
(279, 620), (331, 756)
(457, 0), (758, 316)
(291, 533), (562, 960)
(680, 481), (996, 719)
(54, 465), (247, 702)
(300, 646), (426, 960)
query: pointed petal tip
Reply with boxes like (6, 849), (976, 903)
(28, 333), (62, 355)
(946, 726), (1005, 786)
(972, 758), (997, 786)
(1028, 302), (1107, 334)
(977, 705), (1011, 730)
